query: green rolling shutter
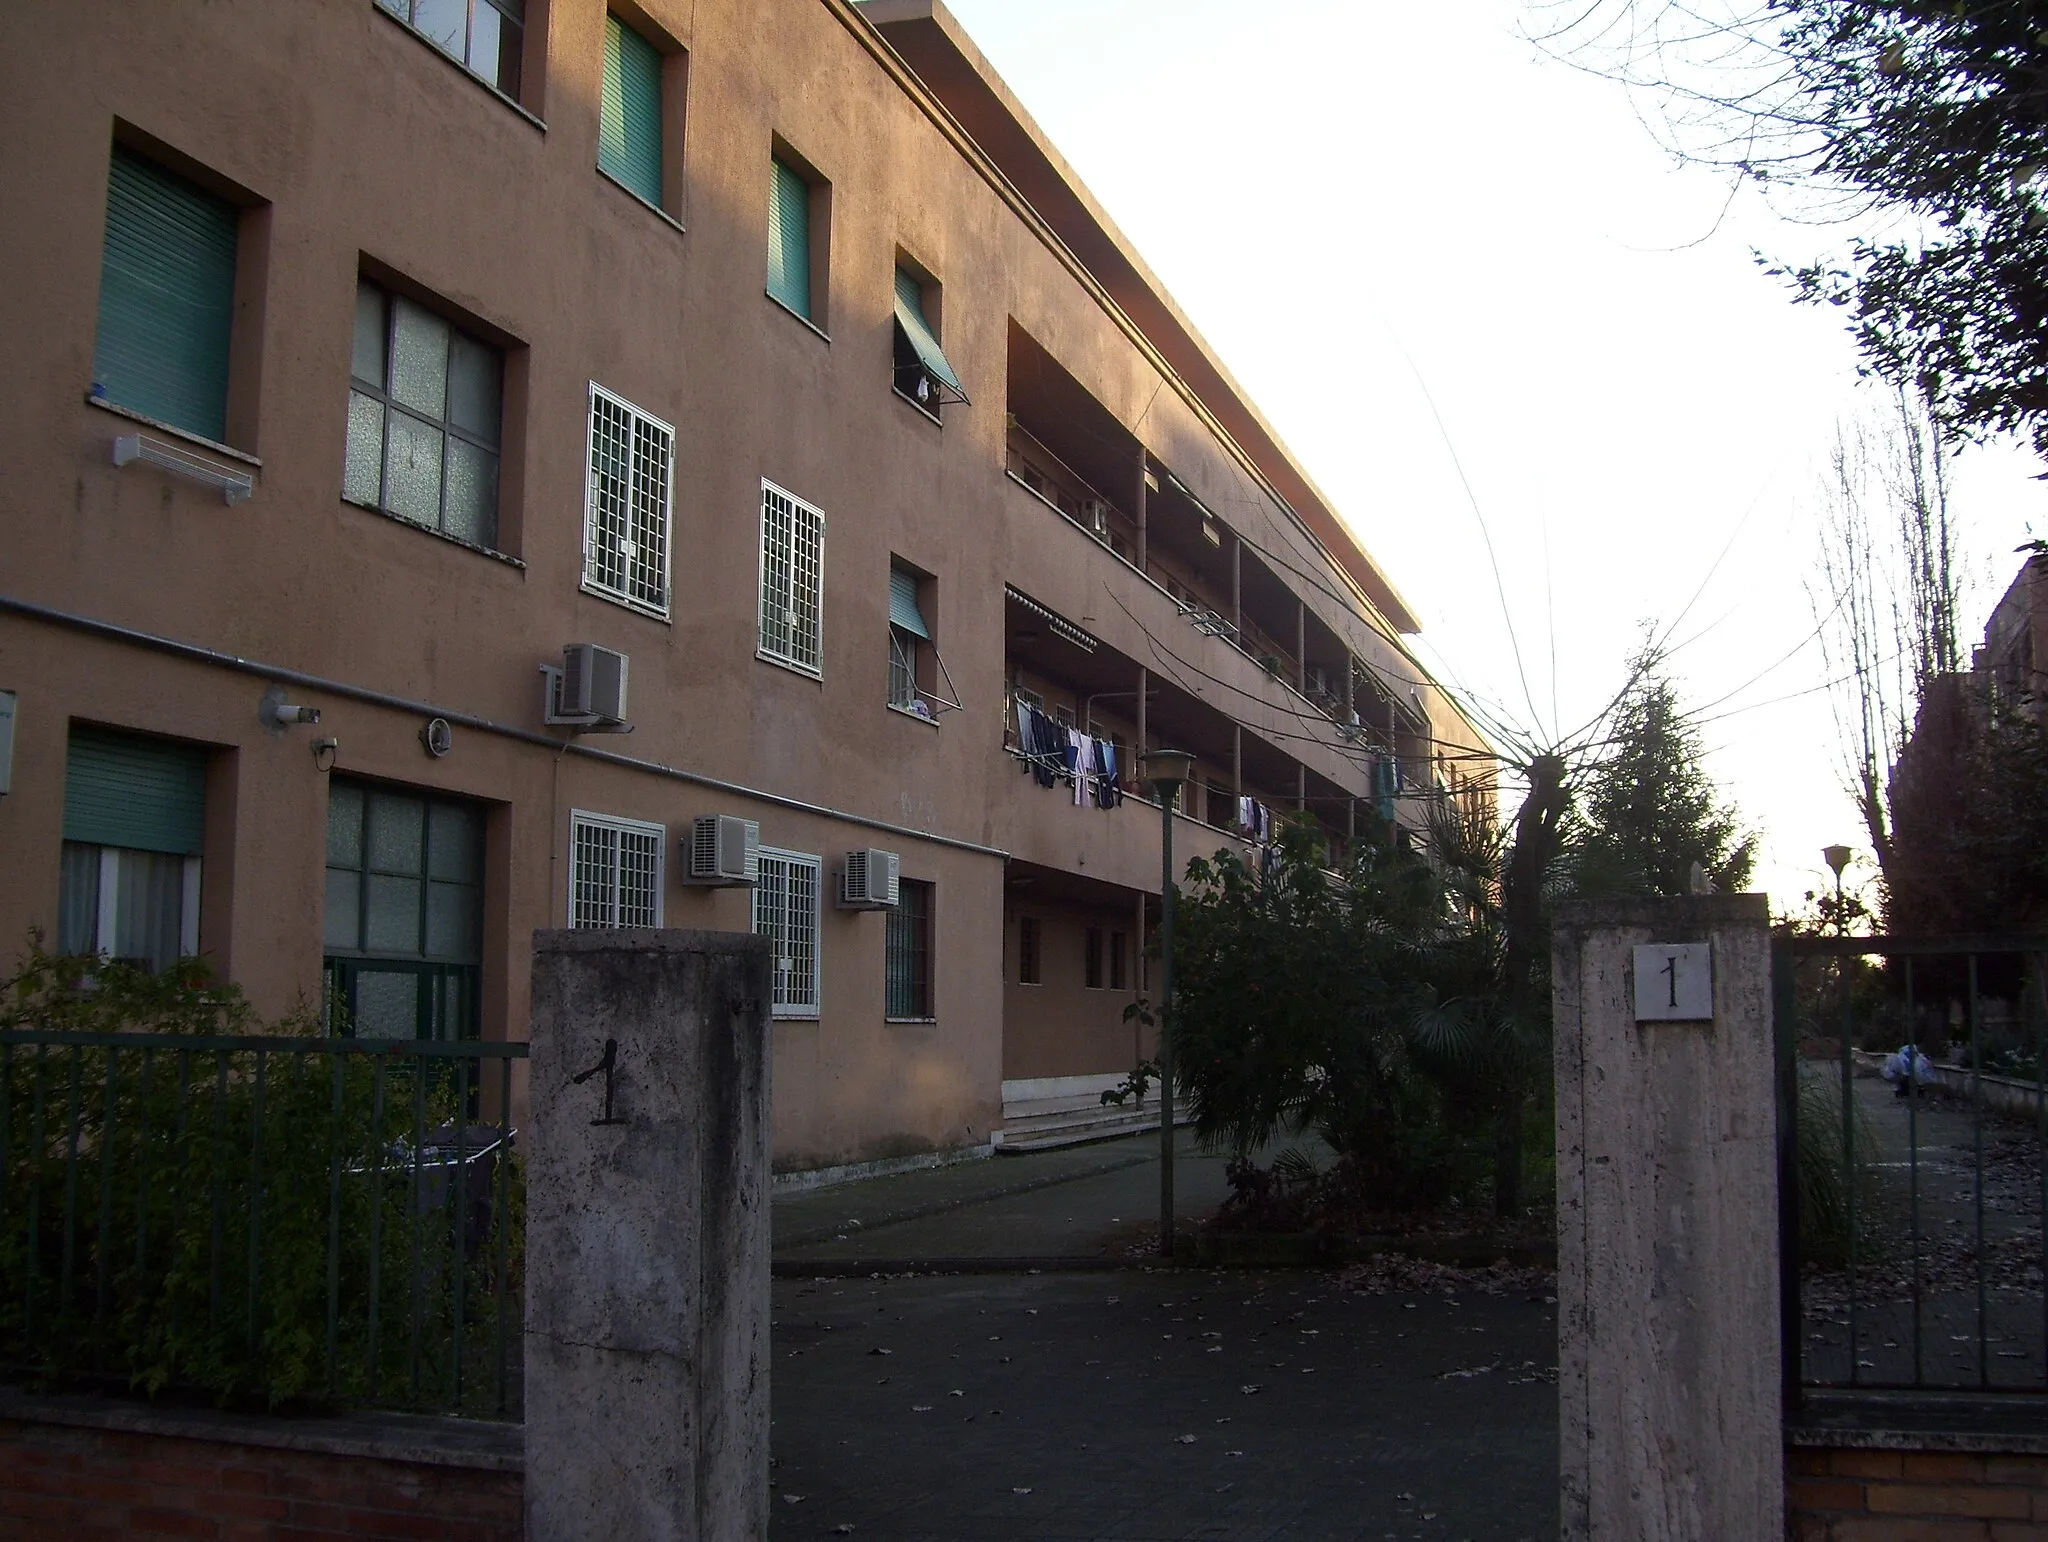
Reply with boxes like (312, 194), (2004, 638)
(767, 158), (812, 318)
(891, 267), (965, 398)
(889, 567), (930, 639)
(599, 14), (663, 205)
(92, 149), (238, 443)
(64, 727), (207, 856)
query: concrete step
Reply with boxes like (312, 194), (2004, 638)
(994, 1116), (1159, 1154)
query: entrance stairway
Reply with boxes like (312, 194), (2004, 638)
(994, 1073), (1178, 1154)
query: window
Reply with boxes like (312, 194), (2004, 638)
(92, 147), (238, 443)
(886, 879), (933, 1020)
(344, 278), (504, 548)
(376, 0), (525, 98)
(1084, 926), (1103, 989)
(758, 480), (824, 675)
(889, 564), (928, 713)
(569, 810), (664, 929)
(1018, 916), (1041, 985)
(598, 13), (662, 205)
(1109, 930), (1127, 991)
(767, 156), (814, 320)
(754, 848), (821, 1018)
(891, 266), (966, 411)
(323, 780), (484, 1039)
(584, 384), (673, 616)
(58, 726), (206, 973)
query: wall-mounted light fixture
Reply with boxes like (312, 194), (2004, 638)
(311, 738), (339, 773)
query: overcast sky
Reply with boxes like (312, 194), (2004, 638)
(941, 0), (2044, 912)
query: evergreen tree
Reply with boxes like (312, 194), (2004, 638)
(1570, 651), (1757, 898)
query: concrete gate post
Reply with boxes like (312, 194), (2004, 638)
(1552, 895), (1782, 1541)
(525, 929), (773, 1542)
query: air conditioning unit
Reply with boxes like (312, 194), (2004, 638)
(839, 848), (901, 910)
(545, 644), (630, 728)
(685, 815), (760, 886)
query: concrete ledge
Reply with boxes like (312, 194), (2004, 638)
(772, 1139), (994, 1194)
(0, 1386), (522, 1471)
(1790, 1393), (2048, 1455)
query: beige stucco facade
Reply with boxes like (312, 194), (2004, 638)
(0, 0), (1488, 1171)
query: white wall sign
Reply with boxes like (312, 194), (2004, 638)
(1634, 943), (1713, 1022)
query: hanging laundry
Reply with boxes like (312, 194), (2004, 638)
(1069, 729), (1095, 807)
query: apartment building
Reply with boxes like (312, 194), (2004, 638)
(0, 0), (1489, 1172)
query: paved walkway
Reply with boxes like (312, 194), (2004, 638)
(769, 1138), (1560, 1540)
(774, 1131), (1234, 1266)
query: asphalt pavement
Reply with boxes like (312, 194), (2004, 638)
(768, 1136), (1560, 1541)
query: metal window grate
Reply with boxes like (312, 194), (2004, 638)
(886, 879), (933, 1019)
(569, 811), (664, 929)
(754, 849), (820, 1017)
(759, 481), (823, 674)
(585, 386), (673, 616)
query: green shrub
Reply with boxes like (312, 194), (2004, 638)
(0, 943), (519, 1412)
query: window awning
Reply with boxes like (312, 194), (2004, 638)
(1005, 585), (1097, 652)
(894, 271), (968, 404)
(889, 567), (930, 639)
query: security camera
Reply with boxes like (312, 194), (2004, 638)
(273, 704), (322, 726)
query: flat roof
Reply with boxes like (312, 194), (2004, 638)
(856, 0), (1422, 635)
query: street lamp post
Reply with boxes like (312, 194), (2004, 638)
(1142, 747), (1194, 1259)
(1823, 844), (1853, 934)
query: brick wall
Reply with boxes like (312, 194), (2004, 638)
(1790, 1445), (2048, 1540)
(0, 1411), (521, 1541)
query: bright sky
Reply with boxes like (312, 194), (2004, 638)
(942, 0), (2043, 915)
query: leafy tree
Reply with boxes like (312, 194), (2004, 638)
(1888, 674), (2048, 932)
(1537, 0), (2048, 461)
(1167, 822), (1477, 1211)
(1568, 649), (1758, 897)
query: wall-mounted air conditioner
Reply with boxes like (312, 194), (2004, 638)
(543, 644), (630, 730)
(684, 815), (760, 886)
(839, 848), (901, 910)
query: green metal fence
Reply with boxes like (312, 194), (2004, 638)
(1776, 934), (2048, 1408)
(0, 1030), (525, 1418)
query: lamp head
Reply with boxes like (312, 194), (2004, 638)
(1822, 844), (1854, 879)
(1141, 747), (1195, 797)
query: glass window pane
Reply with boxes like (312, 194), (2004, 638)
(427, 802), (483, 881)
(58, 842), (101, 955)
(327, 782), (366, 867)
(388, 298), (450, 417)
(425, 880), (481, 960)
(367, 793), (425, 874)
(351, 283), (387, 386)
(111, 848), (185, 972)
(488, 12), (522, 97)
(324, 868), (362, 950)
(353, 970), (420, 1039)
(443, 438), (497, 546)
(364, 873), (423, 953)
(412, 0), (466, 58)
(384, 412), (445, 527)
(344, 391), (385, 506)
(446, 333), (501, 443)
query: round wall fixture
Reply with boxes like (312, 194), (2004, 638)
(420, 717), (454, 758)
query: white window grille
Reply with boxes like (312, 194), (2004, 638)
(568, 810), (664, 929)
(584, 384), (675, 618)
(752, 847), (821, 1017)
(758, 480), (824, 675)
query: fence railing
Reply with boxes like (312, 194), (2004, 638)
(1775, 933), (2048, 1409)
(0, 1030), (525, 1418)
